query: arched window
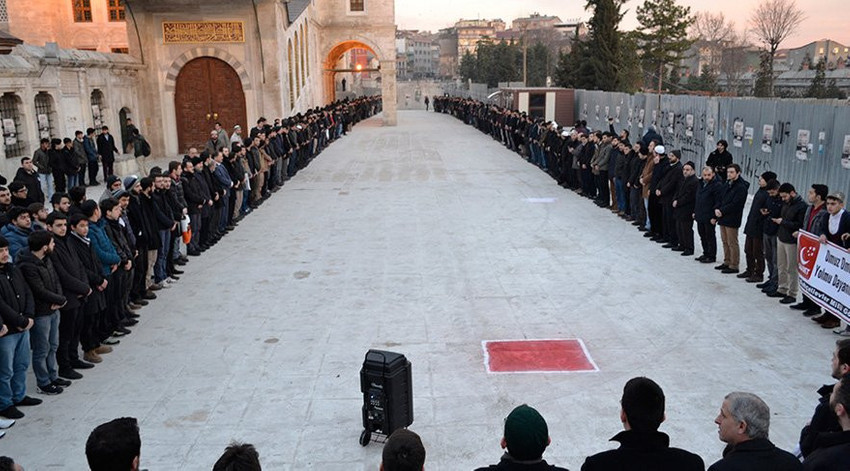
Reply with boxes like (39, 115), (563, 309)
(287, 40), (295, 107)
(34, 92), (58, 140)
(300, 24), (306, 86)
(91, 89), (105, 128)
(0, 93), (27, 159)
(72, 0), (92, 22)
(294, 32), (301, 96)
(304, 23), (310, 77)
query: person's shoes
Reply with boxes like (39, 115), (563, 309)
(766, 291), (786, 298)
(127, 303), (141, 310)
(171, 268), (184, 275)
(58, 368), (83, 380)
(122, 318), (138, 327)
(52, 378), (72, 387)
(94, 345), (113, 354)
(142, 291), (157, 300)
(112, 328), (130, 337)
(700, 257), (716, 264)
(756, 281), (770, 289)
(661, 243), (677, 248)
(721, 267), (740, 274)
(166, 275), (179, 282)
(762, 285), (777, 293)
(670, 246), (685, 252)
(681, 250), (694, 256)
(148, 283), (163, 291)
(736, 271), (752, 279)
(789, 302), (808, 310)
(643, 232), (655, 238)
(226, 225), (236, 231)
(83, 350), (103, 363)
(746, 276), (763, 283)
(813, 314), (831, 324)
(70, 360), (94, 369)
(0, 417), (14, 429)
(126, 311), (140, 319)
(134, 299), (149, 306)
(715, 264), (729, 270)
(159, 281), (172, 289)
(695, 255), (706, 261)
(174, 258), (187, 266)
(0, 406), (23, 420)
(187, 249), (201, 257)
(101, 338), (120, 345)
(654, 238), (668, 244)
(822, 318), (842, 329)
(834, 328), (850, 337)
(803, 308), (822, 317)
(16, 396), (42, 407)
(637, 226), (648, 232)
(37, 383), (63, 395)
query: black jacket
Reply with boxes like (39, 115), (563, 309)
(706, 150), (733, 179)
(778, 195), (807, 244)
(13, 168), (44, 204)
(799, 384), (842, 458)
(674, 175), (699, 221)
(802, 430), (850, 470)
(744, 188), (770, 236)
(819, 210), (850, 247)
(0, 262), (33, 331)
(49, 236), (90, 310)
(707, 438), (802, 471)
(475, 453), (569, 471)
(96, 133), (119, 163)
(657, 161), (684, 204)
(581, 430), (704, 471)
(16, 250), (66, 317)
(68, 232), (106, 316)
(763, 195), (783, 237)
(695, 178), (724, 224)
(717, 177), (750, 228)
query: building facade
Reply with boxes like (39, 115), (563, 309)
(456, 18), (505, 59)
(4, 0), (129, 53)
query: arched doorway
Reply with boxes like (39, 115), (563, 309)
(174, 57), (247, 153)
(323, 41), (382, 104)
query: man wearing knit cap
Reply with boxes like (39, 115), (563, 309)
(380, 428), (426, 471)
(475, 404), (568, 470)
(582, 377), (704, 470)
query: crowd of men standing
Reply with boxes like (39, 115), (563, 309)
(434, 96), (850, 336)
(0, 96), (381, 442)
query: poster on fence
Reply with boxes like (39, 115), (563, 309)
(706, 117), (715, 141)
(796, 129), (811, 161)
(733, 120), (744, 147)
(685, 114), (694, 137)
(842, 135), (850, 169)
(798, 231), (850, 323)
(762, 124), (774, 153)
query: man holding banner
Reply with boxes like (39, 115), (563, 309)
(792, 185), (830, 318)
(812, 192), (850, 332)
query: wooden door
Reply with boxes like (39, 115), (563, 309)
(175, 57), (247, 153)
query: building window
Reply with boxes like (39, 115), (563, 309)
(72, 0), (92, 22)
(0, 0), (8, 23)
(91, 89), (105, 128)
(111, 47), (129, 54)
(33, 92), (57, 140)
(350, 0), (364, 12)
(107, 0), (125, 22)
(0, 93), (27, 159)
(528, 93), (546, 119)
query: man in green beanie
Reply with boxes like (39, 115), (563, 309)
(475, 404), (569, 470)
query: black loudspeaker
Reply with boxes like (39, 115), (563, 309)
(359, 349), (413, 446)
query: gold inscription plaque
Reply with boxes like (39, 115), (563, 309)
(162, 21), (245, 44)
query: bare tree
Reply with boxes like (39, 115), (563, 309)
(690, 12), (733, 80)
(749, 0), (805, 96)
(720, 29), (753, 95)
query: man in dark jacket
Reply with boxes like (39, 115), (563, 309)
(758, 180), (783, 294)
(709, 392), (802, 471)
(657, 150), (684, 249)
(802, 375), (850, 470)
(673, 162), (699, 256)
(647, 146), (670, 242)
(740, 172), (776, 283)
(475, 404), (568, 471)
(694, 167), (724, 263)
(13, 157), (45, 205)
(706, 140), (734, 182)
(796, 185), (832, 324)
(798, 340), (850, 459)
(68, 214), (110, 365)
(96, 126), (119, 179)
(46, 212), (93, 380)
(48, 138), (67, 193)
(769, 183), (807, 304)
(582, 377), (704, 471)
(714, 164), (749, 274)
(0, 234), (38, 420)
(16, 230), (67, 395)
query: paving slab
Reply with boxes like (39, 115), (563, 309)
(1, 110), (834, 470)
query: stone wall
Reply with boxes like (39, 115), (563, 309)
(6, 0), (128, 53)
(0, 44), (142, 179)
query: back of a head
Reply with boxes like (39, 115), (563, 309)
(621, 377), (665, 432)
(381, 429), (425, 471)
(212, 442), (261, 471)
(503, 404), (549, 461)
(86, 417), (141, 471)
(725, 392), (770, 440)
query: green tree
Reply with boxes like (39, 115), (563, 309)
(553, 49), (576, 88)
(805, 58), (827, 98)
(825, 79), (847, 99)
(616, 31), (643, 93)
(459, 50), (478, 83)
(635, 0), (695, 92)
(559, 0), (625, 91)
(526, 42), (550, 86)
(753, 51), (773, 97)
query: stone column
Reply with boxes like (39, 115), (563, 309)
(379, 59), (397, 126)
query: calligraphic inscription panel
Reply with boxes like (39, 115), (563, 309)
(162, 21), (245, 44)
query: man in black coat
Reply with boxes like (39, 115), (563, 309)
(673, 162), (699, 256)
(96, 126), (119, 179)
(759, 180), (783, 294)
(714, 164), (749, 274)
(694, 166), (724, 263)
(13, 157), (45, 205)
(647, 146), (670, 242)
(802, 375), (850, 470)
(740, 171), (776, 283)
(46, 212), (93, 380)
(706, 140), (734, 182)
(768, 183), (807, 304)
(799, 339), (850, 458)
(67, 214), (109, 364)
(656, 150), (684, 249)
(709, 392), (801, 471)
(582, 377), (704, 471)
(475, 404), (569, 471)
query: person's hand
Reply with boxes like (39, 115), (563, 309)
(714, 209), (722, 218)
(85, 288), (92, 296)
(771, 217), (782, 224)
(24, 318), (34, 331)
(99, 279), (108, 291)
(820, 235), (828, 244)
(673, 201), (677, 208)
(125, 260), (133, 270)
(182, 208), (188, 216)
(792, 231), (799, 239)
(171, 222), (178, 231)
(627, 182), (631, 188)
(208, 200), (213, 206)
(0, 324), (7, 337)
(50, 304), (62, 311)
(655, 190), (661, 196)
(110, 264), (118, 273)
(711, 218), (717, 225)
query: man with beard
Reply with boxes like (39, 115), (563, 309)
(799, 340), (850, 458)
(12, 157), (44, 205)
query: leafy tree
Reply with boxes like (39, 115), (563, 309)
(616, 31), (643, 93)
(635, 0), (695, 92)
(558, 0), (625, 91)
(526, 42), (550, 87)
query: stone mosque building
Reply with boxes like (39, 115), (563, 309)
(0, 0), (397, 177)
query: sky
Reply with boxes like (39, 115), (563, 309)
(395, 0), (849, 49)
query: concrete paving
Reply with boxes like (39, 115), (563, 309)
(2, 110), (837, 469)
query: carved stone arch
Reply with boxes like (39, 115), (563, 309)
(164, 47), (252, 92)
